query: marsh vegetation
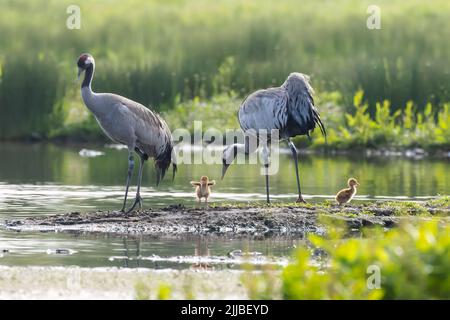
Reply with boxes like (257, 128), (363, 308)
(0, 0), (448, 150)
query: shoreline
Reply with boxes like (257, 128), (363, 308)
(4, 201), (449, 236)
(0, 139), (449, 159)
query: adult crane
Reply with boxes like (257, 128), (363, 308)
(77, 53), (176, 213)
(221, 73), (326, 203)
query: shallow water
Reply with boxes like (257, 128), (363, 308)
(0, 142), (448, 269)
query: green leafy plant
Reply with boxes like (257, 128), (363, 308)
(244, 220), (450, 299)
(313, 91), (450, 151)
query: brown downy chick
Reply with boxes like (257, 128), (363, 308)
(335, 178), (359, 205)
(190, 176), (216, 203)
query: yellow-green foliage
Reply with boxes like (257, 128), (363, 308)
(281, 221), (450, 299)
(134, 280), (173, 300)
(313, 91), (450, 150)
(157, 284), (172, 300)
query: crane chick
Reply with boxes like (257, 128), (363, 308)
(191, 176), (215, 203)
(335, 178), (359, 205)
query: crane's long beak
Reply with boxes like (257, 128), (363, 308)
(77, 67), (83, 80)
(221, 160), (230, 180)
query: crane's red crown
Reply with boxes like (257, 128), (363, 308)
(77, 53), (93, 68)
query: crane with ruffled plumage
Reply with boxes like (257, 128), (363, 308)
(221, 73), (326, 203)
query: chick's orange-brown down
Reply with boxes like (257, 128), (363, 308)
(335, 178), (359, 205)
(190, 176), (216, 203)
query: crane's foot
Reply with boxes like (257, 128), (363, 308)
(119, 201), (128, 213)
(296, 196), (307, 204)
(124, 195), (143, 214)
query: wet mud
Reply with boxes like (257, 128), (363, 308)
(3, 202), (448, 235)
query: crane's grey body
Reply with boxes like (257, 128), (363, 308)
(77, 53), (175, 213)
(222, 72), (325, 203)
(238, 73), (324, 139)
(81, 90), (172, 158)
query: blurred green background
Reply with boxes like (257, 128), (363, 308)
(0, 0), (448, 147)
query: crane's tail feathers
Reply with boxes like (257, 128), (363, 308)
(155, 161), (169, 187)
(313, 108), (327, 142)
(156, 169), (161, 186)
(172, 163), (177, 181)
(156, 168), (162, 187)
(155, 143), (173, 187)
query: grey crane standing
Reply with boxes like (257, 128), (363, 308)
(76, 53), (176, 213)
(221, 73), (326, 203)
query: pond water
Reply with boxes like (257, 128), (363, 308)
(0, 142), (448, 269)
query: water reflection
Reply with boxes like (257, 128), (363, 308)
(1, 143), (447, 194)
(121, 237), (142, 268)
(191, 237), (213, 271)
(0, 142), (448, 269)
(0, 227), (303, 267)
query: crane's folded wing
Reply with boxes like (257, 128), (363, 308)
(238, 88), (289, 133)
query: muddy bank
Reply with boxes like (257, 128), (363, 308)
(3, 202), (448, 235)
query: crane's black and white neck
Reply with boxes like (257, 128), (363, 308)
(77, 53), (103, 117)
(77, 53), (95, 90)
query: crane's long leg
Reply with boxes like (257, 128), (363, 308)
(261, 144), (270, 204)
(121, 151), (135, 212)
(126, 154), (145, 213)
(264, 163), (270, 204)
(287, 139), (306, 203)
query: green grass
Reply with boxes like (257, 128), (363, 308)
(0, 0), (449, 141)
(381, 201), (431, 216)
(429, 195), (450, 207)
(208, 197), (449, 215)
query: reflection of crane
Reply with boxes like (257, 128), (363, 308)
(222, 73), (326, 203)
(76, 54), (176, 213)
(122, 237), (141, 268)
(191, 237), (213, 271)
